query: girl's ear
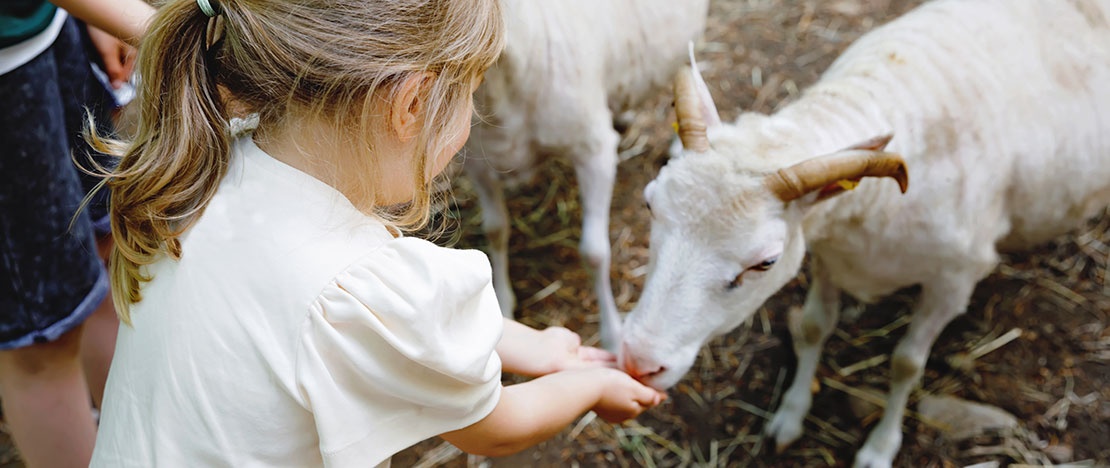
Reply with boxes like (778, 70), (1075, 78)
(390, 72), (436, 142)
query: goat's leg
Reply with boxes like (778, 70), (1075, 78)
(572, 128), (621, 351)
(464, 158), (515, 318)
(766, 260), (841, 452)
(853, 274), (978, 468)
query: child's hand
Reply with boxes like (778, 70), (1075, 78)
(592, 368), (668, 423)
(538, 326), (616, 372)
(86, 25), (136, 89)
(441, 366), (668, 456)
(498, 320), (617, 377)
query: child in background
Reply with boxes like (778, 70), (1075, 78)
(0, 0), (151, 466)
(89, 0), (666, 466)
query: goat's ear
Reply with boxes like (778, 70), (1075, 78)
(764, 133), (909, 205)
(842, 134), (895, 152)
(688, 42), (722, 129)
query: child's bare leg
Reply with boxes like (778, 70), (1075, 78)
(80, 297), (117, 409)
(81, 235), (119, 408)
(0, 326), (97, 466)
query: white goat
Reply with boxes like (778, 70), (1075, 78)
(618, 1), (1110, 467)
(463, 0), (709, 349)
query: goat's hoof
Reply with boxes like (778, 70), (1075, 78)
(853, 435), (899, 468)
(852, 450), (894, 468)
(764, 410), (804, 454)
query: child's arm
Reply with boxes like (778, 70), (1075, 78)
(440, 367), (666, 457)
(51, 0), (155, 45)
(498, 318), (616, 377)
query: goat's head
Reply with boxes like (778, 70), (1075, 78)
(619, 55), (907, 390)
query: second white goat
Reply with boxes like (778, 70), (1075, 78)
(463, 0), (709, 349)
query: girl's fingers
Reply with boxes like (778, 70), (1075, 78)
(631, 382), (666, 407)
(578, 346), (616, 362)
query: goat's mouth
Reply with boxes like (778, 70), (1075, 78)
(641, 367), (688, 391)
(630, 367), (668, 387)
(619, 339), (698, 390)
(626, 360), (688, 391)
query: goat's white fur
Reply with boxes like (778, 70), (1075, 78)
(464, 0), (709, 349)
(619, 1), (1110, 466)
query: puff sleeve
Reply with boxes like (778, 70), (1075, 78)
(295, 237), (504, 467)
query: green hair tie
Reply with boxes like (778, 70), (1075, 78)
(196, 0), (220, 18)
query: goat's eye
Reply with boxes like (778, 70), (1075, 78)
(750, 256), (779, 272)
(728, 256), (780, 291)
(645, 201), (652, 213)
(727, 273), (743, 291)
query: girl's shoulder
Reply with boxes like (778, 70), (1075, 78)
(295, 234), (504, 466)
(299, 236), (504, 413)
(316, 236), (495, 321)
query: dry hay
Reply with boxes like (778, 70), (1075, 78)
(406, 0), (1110, 466)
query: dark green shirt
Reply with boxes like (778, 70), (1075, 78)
(0, 1), (58, 49)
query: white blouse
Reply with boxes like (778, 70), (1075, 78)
(92, 136), (503, 467)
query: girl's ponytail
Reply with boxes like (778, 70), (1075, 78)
(98, 1), (230, 323)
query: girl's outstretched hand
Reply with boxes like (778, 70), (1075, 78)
(592, 368), (668, 423)
(541, 326), (616, 371)
(440, 366), (668, 457)
(498, 319), (616, 377)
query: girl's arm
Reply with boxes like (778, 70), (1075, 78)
(498, 318), (616, 377)
(439, 367), (666, 457)
(51, 0), (155, 45)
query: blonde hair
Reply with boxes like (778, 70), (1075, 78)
(94, 0), (505, 323)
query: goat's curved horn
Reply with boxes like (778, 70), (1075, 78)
(673, 66), (709, 152)
(765, 149), (909, 202)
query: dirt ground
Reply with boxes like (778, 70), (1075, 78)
(395, 0), (1110, 467)
(1, 1), (1105, 467)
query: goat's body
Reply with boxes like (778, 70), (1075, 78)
(464, 0), (709, 347)
(472, 1), (707, 175)
(619, 1), (1110, 466)
(777, 0), (1110, 302)
(760, 2), (1110, 465)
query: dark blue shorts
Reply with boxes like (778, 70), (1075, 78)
(0, 17), (117, 350)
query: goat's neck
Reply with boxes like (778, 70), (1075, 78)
(766, 84), (905, 247)
(769, 84), (891, 162)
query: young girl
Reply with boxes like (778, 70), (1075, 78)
(89, 0), (665, 466)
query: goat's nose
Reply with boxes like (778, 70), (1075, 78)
(620, 342), (665, 381)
